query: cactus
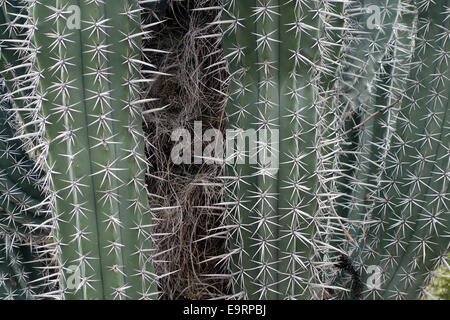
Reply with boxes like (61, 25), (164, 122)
(0, 84), (52, 300)
(0, 0), (447, 301)
(3, 0), (159, 299)
(339, 0), (450, 299)
(221, 0), (347, 299)
(0, 82), (48, 241)
(0, 233), (53, 299)
(221, 0), (449, 300)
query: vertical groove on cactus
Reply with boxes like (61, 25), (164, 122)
(142, 0), (230, 299)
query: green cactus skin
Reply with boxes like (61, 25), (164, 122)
(222, 0), (449, 300)
(332, 0), (402, 219)
(0, 84), (48, 240)
(0, 233), (52, 299)
(222, 0), (346, 299)
(25, 0), (157, 299)
(340, 0), (450, 300)
(0, 1), (39, 139)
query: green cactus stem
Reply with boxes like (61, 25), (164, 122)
(27, 0), (157, 299)
(336, 0), (450, 299)
(0, 83), (48, 240)
(221, 0), (347, 299)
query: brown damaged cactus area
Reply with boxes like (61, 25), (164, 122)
(142, 0), (230, 299)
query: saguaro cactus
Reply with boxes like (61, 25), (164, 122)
(0, 86), (47, 239)
(23, 0), (157, 299)
(221, 0), (347, 299)
(0, 233), (52, 299)
(340, 0), (450, 299)
(0, 0), (447, 301)
(221, 0), (449, 300)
